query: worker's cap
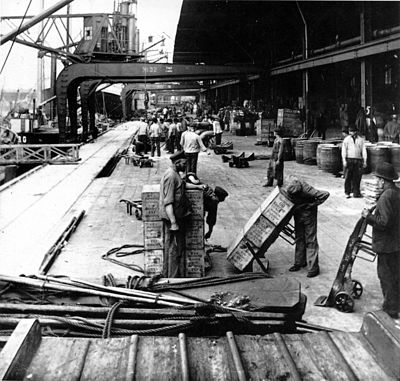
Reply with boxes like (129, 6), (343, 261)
(286, 179), (303, 195)
(348, 125), (358, 132)
(170, 150), (186, 162)
(214, 186), (229, 200)
(372, 162), (399, 181)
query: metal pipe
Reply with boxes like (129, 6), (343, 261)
(0, 0), (74, 46)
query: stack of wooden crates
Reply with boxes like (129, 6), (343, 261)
(255, 118), (275, 145)
(277, 108), (303, 137)
(227, 187), (294, 271)
(142, 184), (205, 278)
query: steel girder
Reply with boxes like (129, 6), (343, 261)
(270, 33), (400, 76)
(56, 62), (262, 141)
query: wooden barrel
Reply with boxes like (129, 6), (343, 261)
(316, 144), (324, 169)
(320, 144), (341, 174)
(367, 145), (390, 173)
(295, 140), (305, 163)
(282, 137), (293, 161)
(303, 139), (320, 165)
(390, 144), (400, 174)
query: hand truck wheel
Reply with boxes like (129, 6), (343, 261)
(351, 279), (363, 299)
(134, 209), (142, 220)
(334, 292), (354, 313)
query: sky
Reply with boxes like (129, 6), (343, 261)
(0, 0), (183, 91)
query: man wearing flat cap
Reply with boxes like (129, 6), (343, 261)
(160, 154), (205, 277)
(203, 186), (229, 240)
(362, 162), (400, 319)
(264, 126), (284, 187)
(341, 124), (367, 198)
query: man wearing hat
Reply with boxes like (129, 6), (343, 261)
(160, 155), (205, 277)
(204, 185), (229, 240)
(184, 172), (229, 240)
(362, 162), (400, 318)
(341, 124), (367, 198)
(264, 126), (284, 187)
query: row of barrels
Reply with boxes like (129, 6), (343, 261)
(283, 138), (400, 175)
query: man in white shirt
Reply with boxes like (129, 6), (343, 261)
(149, 118), (161, 157)
(180, 124), (210, 175)
(341, 125), (367, 198)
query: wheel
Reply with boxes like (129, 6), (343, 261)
(351, 279), (363, 299)
(139, 161), (143, 168)
(334, 292), (354, 313)
(135, 209), (142, 220)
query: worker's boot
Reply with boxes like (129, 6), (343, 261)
(221, 154), (231, 163)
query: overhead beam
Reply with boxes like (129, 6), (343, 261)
(270, 33), (400, 76)
(0, 0), (73, 46)
(14, 37), (83, 62)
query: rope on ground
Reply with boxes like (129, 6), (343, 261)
(102, 300), (124, 339)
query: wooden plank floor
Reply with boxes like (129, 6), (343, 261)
(23, 332), (395, 380)
(0, 125), (133, 275)
(0, 125), (389, 331)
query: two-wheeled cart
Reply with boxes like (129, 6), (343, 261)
(315, 210), (376, 312)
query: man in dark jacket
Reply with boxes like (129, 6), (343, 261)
(285, 177), (330, 277)
(362, 162), (400, 318)
(204, 186), (228, 240)
(264, 127), (284, 187)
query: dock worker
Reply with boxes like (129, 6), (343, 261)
(180, 123), (210, 175)
(341, 124), (367, 198)
(263, 126), (284, 187)
(362, 162), (400, 319)
(160, 151), (206, 277)
(383, 114), (400, 143)
(135, 117), (149, 154)
(284, 177), (330, 278)
(149, 118), (161, 157)
(184, 172), (229, 240)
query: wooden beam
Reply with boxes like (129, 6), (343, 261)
(0, 319), (42, 380)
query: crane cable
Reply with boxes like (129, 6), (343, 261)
(0, 0), (33, 75)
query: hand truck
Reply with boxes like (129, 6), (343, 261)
(314, 208), (376, 312)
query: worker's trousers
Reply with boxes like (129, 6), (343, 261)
(164, 220), (186, 278)
(185, 152), (199, 175)
(377, 251), (400, 316)
(294, 207), (319, 272)
(344, 158), (363, 196)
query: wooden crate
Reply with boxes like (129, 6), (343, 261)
(143, 221), (165, 250)
(227, 187), (294, 271)
(185, 249), (205, 278)
(185, 218), (204, 249)
(260, 187), (294, 226)
(144, 249), (164, 276)
(186, 190), (204, 220)
(141, 184), (160, 221)
(277, 109), (303, 137)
